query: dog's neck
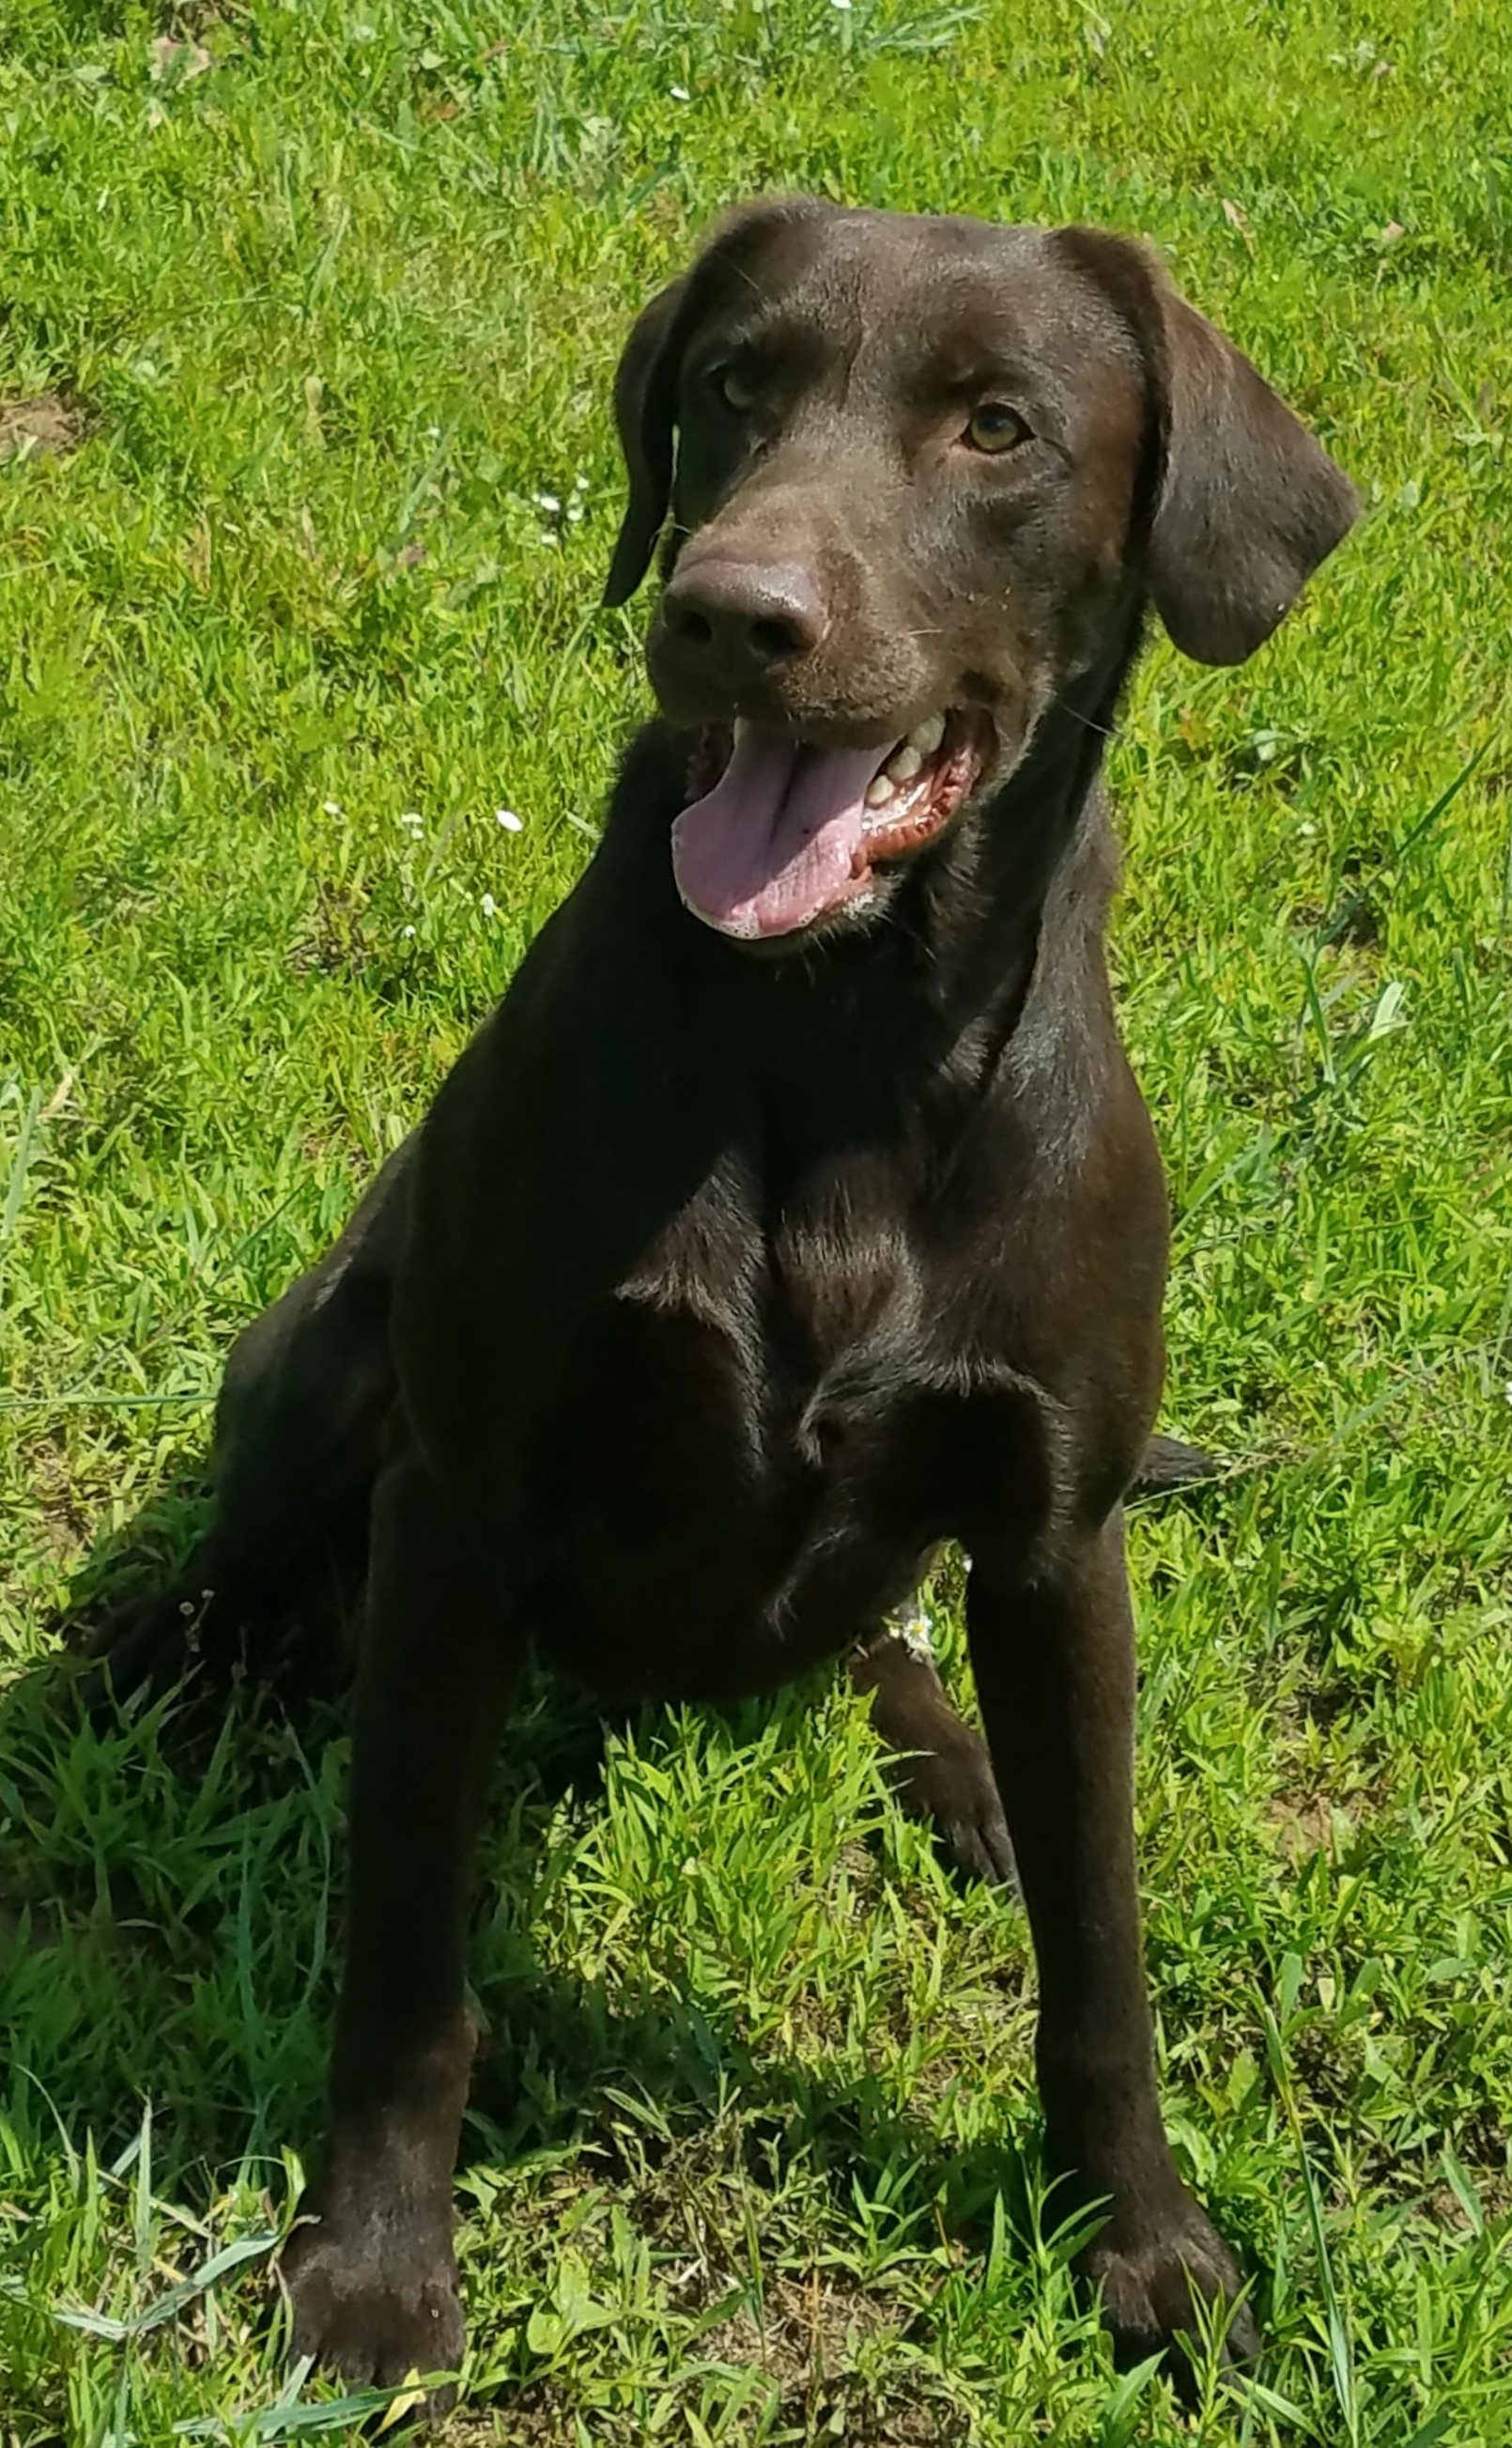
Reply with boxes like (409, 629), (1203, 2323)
(919, 597), (1146, 1048)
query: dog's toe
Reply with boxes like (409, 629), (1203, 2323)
(1081, 2189), (1258, 2389)
(942, 1798), (1016, 1885)
(889, 1723), (1016, 1885)
(77, 1588), (199, 1719)
(283, 2208), (464, 2401)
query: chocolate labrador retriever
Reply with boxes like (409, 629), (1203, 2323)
(91, 199), (1356, 2393)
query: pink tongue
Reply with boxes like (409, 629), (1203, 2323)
(671, 725), (888, 939)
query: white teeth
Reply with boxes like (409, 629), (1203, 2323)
(871, 714), (946, 808)
(884, 742), (923, 784)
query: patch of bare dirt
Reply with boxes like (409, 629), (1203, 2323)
(701, 2266), (897, 2384)
(24, 1433), (97, 1566)
(0, 394), (82, 463)
(437, 2270), (967, 2446)
(1266, 1791), (1351, 1862)
(288, 879), (371, 979)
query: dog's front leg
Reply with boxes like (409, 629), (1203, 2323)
(965, 1512), (1258, 2375)
(283, 1447), (523, 2397)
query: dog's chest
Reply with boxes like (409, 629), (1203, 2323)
(526, 1160), (1050, 1698)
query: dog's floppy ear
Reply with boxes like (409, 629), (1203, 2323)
(602, 275), (689, 609)
(1149, 274), (1359, 662)
(1060, 230), (1359, 664)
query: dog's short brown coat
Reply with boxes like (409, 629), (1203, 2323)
(94, 199), (1356, 2394)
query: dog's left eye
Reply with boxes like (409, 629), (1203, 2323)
(714, 364), (759, 412)
(964, 402), (1031, 454)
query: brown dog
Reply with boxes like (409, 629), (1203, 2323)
(93, 200), (1356, 2394)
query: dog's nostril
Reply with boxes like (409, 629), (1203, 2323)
(669, 606), (716, 647)
(749, 615), (805, 662)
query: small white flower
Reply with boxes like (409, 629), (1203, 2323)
(424, 425), (440, 439)
(401, 924), (416, 938)
(567, 502), (584, 522)
(670, 83), (690, 100)
(539, 531), (560, 547)
(496, 808), (522, 832)
(890, 1610), (933, 1664)
(573, 472), (590, 491)
(829, 0), (853, 12)
(1504, 1382), (1512, 1408)
(399, 811), (424, 834)
(322, 799), (342, 815)
(535, 491), (560, 513)
(481, 892), (497, 918)
(352, 21), (376, 39)
(1299, 820), (1318, 838)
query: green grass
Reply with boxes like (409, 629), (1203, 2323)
(3, 0), (1511, 2439)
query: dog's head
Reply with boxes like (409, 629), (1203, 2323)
(605, 199), (1357, 946)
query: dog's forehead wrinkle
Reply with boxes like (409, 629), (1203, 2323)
(766, 254), (869, 365)
(710, 230), (1137, 431)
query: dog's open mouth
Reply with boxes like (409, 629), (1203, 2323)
(671, 711), (989, 940)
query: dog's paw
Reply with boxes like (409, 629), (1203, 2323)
(1081, 2191), (1259, 2380)
(283, 2203), (464, 2400)
(77, 1586), (203, 1719)
(888, 1719), (1015, 1885)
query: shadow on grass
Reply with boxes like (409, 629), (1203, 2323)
(8, 1480), (1039, 2306)
(461, 1954), (1036, 2266)
(10, 1420), (1222, 2202)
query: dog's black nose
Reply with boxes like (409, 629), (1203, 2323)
(659, 556), (826, 689)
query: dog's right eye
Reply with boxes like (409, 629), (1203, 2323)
(964, 402), (1032, 454)
(713, 364), (759, 413)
